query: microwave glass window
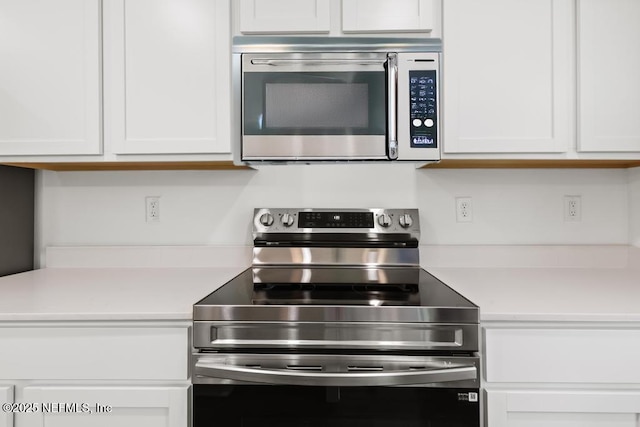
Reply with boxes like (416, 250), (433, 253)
(266, 83), (368, 129)
(243, 72), (385, 136)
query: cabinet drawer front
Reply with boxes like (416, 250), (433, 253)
(21, 386), (188, 427)
(485, 328), (640, 383)
(0, 327), (187, 380)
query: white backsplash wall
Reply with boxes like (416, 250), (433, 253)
(630, 167), (640, 247)
(37, 165), (630, 265)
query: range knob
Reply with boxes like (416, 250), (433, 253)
(377, 213), (392, 228)
(281, 213), (295, 227)
(399, 213), (413, 228)
(259, 212), (274, 227)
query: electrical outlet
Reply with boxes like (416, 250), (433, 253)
(456, 197), (473, 223)
(564, 195), (581, 222)
(146, 196), (160, 222)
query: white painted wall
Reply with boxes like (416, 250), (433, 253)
(37, 165), (630, 265)
(630, 167), (640, 247)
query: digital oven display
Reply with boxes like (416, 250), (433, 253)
(298, 212), (374, 228)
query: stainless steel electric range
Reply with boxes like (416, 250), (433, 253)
(192, 208), (480, 427)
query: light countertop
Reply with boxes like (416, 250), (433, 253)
(0, 245), (638, 323)
(428, 267), (640, 322)
(0, 267), (242, 321)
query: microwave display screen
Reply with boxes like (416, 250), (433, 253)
(266, 83), (368, 129)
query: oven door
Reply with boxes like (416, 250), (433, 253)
(241, 52), (396, 161)
(192, 353), (480, 426)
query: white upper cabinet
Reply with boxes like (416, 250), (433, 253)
(0, 0), (101, 156)
(443, 0), (574, 154)
(236, 0), (437, 35)
(578, 0), (640, 152)
(239, 0), (330, 33)
(342, 0), (434, 33)
(105, 0), (231, 154)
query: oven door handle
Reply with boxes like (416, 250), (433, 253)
(194, 361), (476, 387)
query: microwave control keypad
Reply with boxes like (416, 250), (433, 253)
(409, 70), (437, 148)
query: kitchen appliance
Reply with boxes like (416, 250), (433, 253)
(0, 165), (34, 277)
(192, 208), (480, 426)
(233, 37), (441, 164)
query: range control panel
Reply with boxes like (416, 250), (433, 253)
(253, 208), (420, 236)
(409, 70), (437, 149)
(298, 211), (374, 228)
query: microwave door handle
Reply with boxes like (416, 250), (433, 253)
(195, 361), (477, 387)
(250, 59), (384, 67)
(386, 53), (398, 160)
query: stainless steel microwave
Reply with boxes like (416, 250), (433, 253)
(232, 37), (441, 164)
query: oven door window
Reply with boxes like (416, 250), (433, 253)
(243, 71), (386, 136)
(194, 385), (479, 427)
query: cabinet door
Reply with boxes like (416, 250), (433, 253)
(238, 0), (330, 33)
(0, 0), (101, 155)
(578, 0), (640, 152)
(21, 386), (188, 427)
(0, 326), (188, 381)
(443, 0), (573, 153)
(0, 386), (13, 427)
(487, 390), (640, 427)
(342, 0), (434, 33)
(105, 0), (230, 154)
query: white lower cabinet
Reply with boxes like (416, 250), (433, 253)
(1, 386), (14, 427)
(484, 325), (640, 426)
(487, 389), (640, 427)
(20, 386), (188, 427)
(0, 323), (190, 427)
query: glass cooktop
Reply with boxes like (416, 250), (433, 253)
(195, 267), (476, 309)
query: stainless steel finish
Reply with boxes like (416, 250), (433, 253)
(192, 206), (479, 395)
(259, 212), (274, 226)
(252, 266), (421, 287)
(193, 353), (479, 388)
(250, 59), (384, 66)
(231, 51), (243, 166)
(243, 52), (387, 72)
(377, 213), (392, 228)
(192, 321), (479, 351)
(399, 213), (413, 228)
(233, 36), (443, 54)
(387, 53), (398, 160)
(280, 213), (294, 227)
(253, 208), (420, 238)
(193, 305), (479, 324)
(195, 362), (475, 387)
(396, 52), (441, 161)
(242, 135), (387, 160)
(241, 52), (389, 161)
(249, 57), (386, 69)
(233, 37), (442, 165)
(252, 248), (419, 267)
